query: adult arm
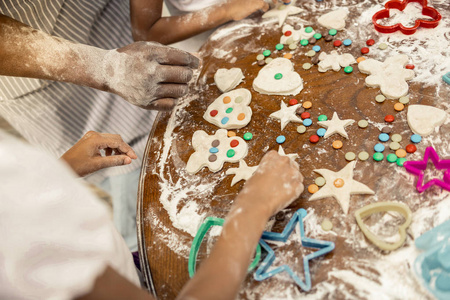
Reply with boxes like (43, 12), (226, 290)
(177, 150), (304, 299)
(130, 0), (270, 44)
(0, 14), (199, 110)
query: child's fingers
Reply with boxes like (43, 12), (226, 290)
(93, 155), (132, 170)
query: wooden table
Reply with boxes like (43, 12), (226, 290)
(137, 1), (449, 299)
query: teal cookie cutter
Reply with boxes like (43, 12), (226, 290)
(254, 209), (335, 291)
(188, 216), (262, 277)
(414, 219), (450, 300)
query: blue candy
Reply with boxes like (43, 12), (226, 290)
(316, 128), (327, 137)
(374, 143), (385, 152)
(411, 134), (422, 143)
(276, 135), (286, 144)
(303, 118), (313, 127)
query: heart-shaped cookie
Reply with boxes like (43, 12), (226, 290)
(354, 201), (412, 251)
(214, 68), (244, 93)
(253, 58), (303, 96)
(407, 104), (447, 136)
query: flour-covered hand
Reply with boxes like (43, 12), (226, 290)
(104, 42), (199, 111)
(236, 150), (304, 217)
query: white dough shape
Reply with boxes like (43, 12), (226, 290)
(214, 68), (244, 93)
(278, 145), (299, 161)
(317, 9), (349, 30)
(407, 105), (447, 136)
(280, 24), (315, 44)
(186, 129), (248, 174)
(318, 112), (355, 139)
(226, 160), (258, 186)
(318, 51), (356, 72)
(358, 54), (415, 99)
(262, 2), (303, 27)
(253, 58), (303, 96)
(270, 101), (303, 130)
(203, 88), (252, 130)
(309, 161), (375, 214)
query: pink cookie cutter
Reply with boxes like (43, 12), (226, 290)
(403, 147), (450, 193)
(372, 0), (442, 35)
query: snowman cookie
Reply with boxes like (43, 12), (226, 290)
(186, 129), (248, 174)
(253, 58), (303, 96)
(203, 88), (252, 130)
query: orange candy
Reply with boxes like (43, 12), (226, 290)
(394, 102), (405, 111)
(332, 140), (343, 149)
(308, 184), (319, 194)
(237, 113), (245, 121)
(333, 178), (345, 188)
(396, 149), (407, 158)
(223, 96), (231, 104)
(356, 57), (366, 63)
(303, 101), (312, 109)
(227, 131), (236, 137)
(283, 53), (293, 59)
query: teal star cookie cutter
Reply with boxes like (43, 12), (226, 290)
(188, 216), (262, 278)
(254, 208), (335, 291)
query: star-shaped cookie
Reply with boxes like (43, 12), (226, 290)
(309, 161), (375, 214)
(278, 145), (299, 161)
(262, 2), (303, 27)
(226, 160), (258, 186)
(270, 101), (303, 130)
(317, 112), (354, 139)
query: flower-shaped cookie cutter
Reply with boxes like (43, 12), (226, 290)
(188, 217), (262, 277)
(354, 201), (412, 251)
(403, 147), (450, 193)
(372, 0), (442, 35)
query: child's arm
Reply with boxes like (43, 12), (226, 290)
(177, 150), (304, 300)
(130, 0), (270, 44)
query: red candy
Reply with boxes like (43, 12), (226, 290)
(289, 98), (298, 106)
(230, 140), (239, 148)
(210, 110), (218, 117)
(406, 144), (417, 153)
(285, 31), (292, 36)
(333, 40), (342, 47)
(300, 112), (311, 119)
(366, 39), (375, 46)
(384, 115), (395, 122)
(361, 47), (370, 54)
(309, 135), (320, 143)
(405, 64), (415, 70)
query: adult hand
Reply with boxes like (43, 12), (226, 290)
(237, 150), (304, 217)
(104, 42), (200, 111)
(61, 131), (137, 177)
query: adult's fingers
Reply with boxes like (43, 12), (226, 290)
(154, 47), (200, 68)
(93, 155), (132, 171)
(140, 98), (177, 111)
(158, 65), (193, 83)
(155, 83), (188, 99)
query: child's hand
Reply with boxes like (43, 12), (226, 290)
(236, 150), (304, 217)
(225, 0), (269, 21)
(60, 131), (137, 177)
(105, 42), (200, 111)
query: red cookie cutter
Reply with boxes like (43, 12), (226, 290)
(372, 0), (442, 35)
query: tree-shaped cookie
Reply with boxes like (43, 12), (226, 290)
(253, 58), (303, 96)
(318, 51), (356, 72)
(280, 24), (315, 44)
(203, 88), (252, 129)
(358, 54), (415, 99)
(186, 129), (248, 174)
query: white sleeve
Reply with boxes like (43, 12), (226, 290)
(0, 132), (140, 300)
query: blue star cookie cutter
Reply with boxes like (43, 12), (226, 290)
(414, 219), (450, 300)
(254, 208), (335, 291)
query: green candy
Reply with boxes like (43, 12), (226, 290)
(387, 153), (398, 163)
(373, 152), (384, 161)
(227, 149), (235, 158)
(318, 115), (327, 121)
(243, 132), (253, 140)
